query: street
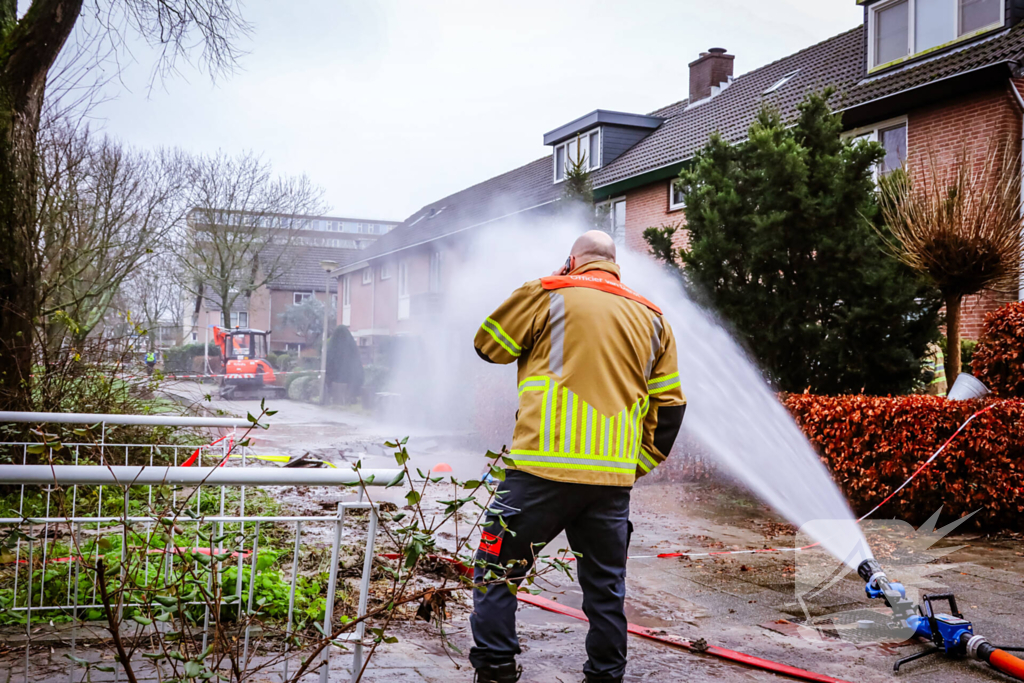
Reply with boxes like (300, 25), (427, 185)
(99, 385), (1024, 682)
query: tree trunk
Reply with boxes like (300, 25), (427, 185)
(0, 0), (84, 411)
(945, 294), (962, 387)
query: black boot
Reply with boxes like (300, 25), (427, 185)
(474, 662), (522, 683)
(583, 677), (623, 683)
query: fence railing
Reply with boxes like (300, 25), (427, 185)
(0, 411), (402, 683)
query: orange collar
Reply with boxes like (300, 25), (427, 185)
(540, 268), (662, 315)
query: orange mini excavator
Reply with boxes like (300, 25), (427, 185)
(212, 327), (286, 400)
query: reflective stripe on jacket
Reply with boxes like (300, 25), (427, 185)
(923, 342), (947, 397)
(474, 260), (686, 487)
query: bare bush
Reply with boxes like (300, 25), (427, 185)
(879, 142), (1024, 383)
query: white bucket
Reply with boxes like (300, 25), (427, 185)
(946, 373), (990, 401)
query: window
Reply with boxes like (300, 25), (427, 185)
(342, 276), (350, 307)
(362, 268), (372, 284)
(191, 331), (198, 342)
(397, 260), (410, 320)
(849, 118), (909, 177)
(669, 181), (686, 212)
(294, 292), (313, 305)
(553, 129), (601, 182)
(380, 263), (392, 280)
(606, 198), (626, 246)
(230, 311), (248, 328)
(429, 251), (443, 293)
(763, 70), (800, 95)
(285, 343), (302, 353)
(870, 0), (1002, 68)
(879, 124), (908, 174)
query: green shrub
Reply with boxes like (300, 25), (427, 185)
(286, 375), (320, 402)
(164, 342), (219, 374)
(362, 364), (391, 394)
(283, 371), (316, 394)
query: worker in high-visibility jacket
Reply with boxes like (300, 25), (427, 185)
(469, 230), (686, 683)
(923, 342), (947, 397)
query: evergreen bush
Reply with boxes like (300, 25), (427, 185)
(644, 90), (940, 395)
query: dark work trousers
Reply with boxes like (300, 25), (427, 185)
(469, 470), (632, 680)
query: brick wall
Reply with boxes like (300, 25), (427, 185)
(622, 179), (687, 253)
(907, 84), (1023, 336)
(906, 85), (1021, 178)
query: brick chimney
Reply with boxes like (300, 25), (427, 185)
(689, 47), (734, 102)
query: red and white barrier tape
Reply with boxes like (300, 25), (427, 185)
(181, 433), (235, 468)
(121, 369), (320, 381)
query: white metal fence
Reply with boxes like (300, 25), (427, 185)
(0, 411), (402, 683)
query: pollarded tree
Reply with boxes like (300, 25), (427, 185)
(0, 0), (249, 411)
(878, 144), (1024, 385)
(645, 90), (941, 395)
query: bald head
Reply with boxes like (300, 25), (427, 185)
(570, 230), (617, 267)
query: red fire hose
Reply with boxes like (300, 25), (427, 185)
(378, 554), (851, 683)
(987, 649), (1024, 680)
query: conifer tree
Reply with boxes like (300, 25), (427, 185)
(645, 90), (940, 395)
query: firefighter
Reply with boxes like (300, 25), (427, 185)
(923, 342), (947, 397)
(470, 230), (686, 683)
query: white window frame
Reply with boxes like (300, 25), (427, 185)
(668, 180), (686, 212)
(603, 196), (626, 247)
(230, 311), (248, 328)
(429, 251), (443, 293)
(361, 267), (372, 285)
(868, 0), (1004, 70)
(845, 115), (909, 179)
(397, 260), (410, 321)
(293, 291), (313, 305)
(380, 262), (392, 280)
(341, 276), (351, 325)
(553, 128), (602, 183)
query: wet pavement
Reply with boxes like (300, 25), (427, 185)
(31, 384), (1024, 682)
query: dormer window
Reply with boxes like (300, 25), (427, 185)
(869, 0), (1003, 70)
(554, 129), (601, 182)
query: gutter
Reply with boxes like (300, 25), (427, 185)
(837, 60), (1014, 124)
(333, 197), (562, 276)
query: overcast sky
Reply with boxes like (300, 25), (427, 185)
(77, 0), (864, 222)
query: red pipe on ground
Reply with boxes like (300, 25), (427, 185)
(515, 592), (852, 683)
(378, 554), (852, 683)
(988, 649), (1024, 680)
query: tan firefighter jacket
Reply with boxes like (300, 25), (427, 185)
(474, 260), (686, 487)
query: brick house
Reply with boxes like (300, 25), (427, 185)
(189, 213), (400, 354)
(337, 0), (1024, 348)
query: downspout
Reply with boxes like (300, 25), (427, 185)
(370, 265), (376, 343)
(1009, 73), (1024, 301)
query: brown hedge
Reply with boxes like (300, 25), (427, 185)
(782, 394), (1024, 529)
(973, 301), (1024, 398)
